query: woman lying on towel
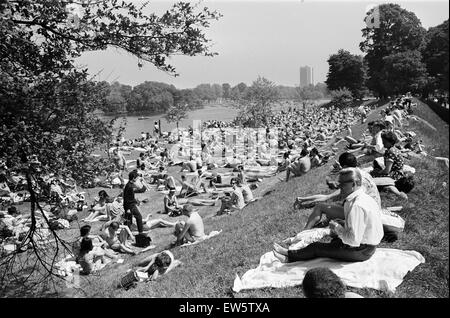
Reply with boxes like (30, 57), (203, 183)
(273, 168), (383, 263)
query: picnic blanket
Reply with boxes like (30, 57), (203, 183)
(232, 248), (425, 293)
(179, 230), (222, 247)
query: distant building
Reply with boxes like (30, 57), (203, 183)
(300, 66), (314, 88)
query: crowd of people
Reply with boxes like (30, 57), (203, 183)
(2, 95), (445, 296)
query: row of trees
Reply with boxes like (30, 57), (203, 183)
(325, 4), (448, 100)
(96, 80), (330, 114)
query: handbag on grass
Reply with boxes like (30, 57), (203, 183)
(135, 233), (152, 248)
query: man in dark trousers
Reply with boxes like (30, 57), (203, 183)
(123, 170), (144, 235)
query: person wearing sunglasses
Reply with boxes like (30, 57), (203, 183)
(273, 168), (383, 263)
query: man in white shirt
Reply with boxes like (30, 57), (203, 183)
(274, 168), (383, 262)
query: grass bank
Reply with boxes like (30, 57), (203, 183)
(3, 99), (447, 298)
(79, 98), (448, 298)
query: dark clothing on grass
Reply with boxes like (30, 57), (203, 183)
(287, 238), (376, 263)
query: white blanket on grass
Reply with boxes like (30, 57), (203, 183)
(180, 230), (222, 247)
(232, 248), (425, 293)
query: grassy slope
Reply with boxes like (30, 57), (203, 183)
(82, 99), (448, 298)
(5, 99), (447, 298)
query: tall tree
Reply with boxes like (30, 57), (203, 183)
(381, 50), (428, 96)
(422, 19), (449, 93)
(194, 83), (216, 101)
(233, 77), (280, 127)
(212, 83), (223, 100)
(222, 83), (231, 99)
(0, 0), (220, 293)
(360, 4), (426, 97)
(128, 81), (176, 113)
(326, 49), (367, 99)
(165, 104), (189, 140)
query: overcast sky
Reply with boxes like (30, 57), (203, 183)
(75, 0), (449, 89)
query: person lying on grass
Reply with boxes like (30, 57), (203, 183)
(174, 204), (205, 246)
(142, 213), (177, 231)
(133, 250), (181, 282)
(295, 152), (381, 211)
(274, 168), (383, 263)
(100, 221), (137, 255)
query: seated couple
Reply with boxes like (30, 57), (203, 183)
(75, 224), (120, 275)
(100, 220), (137, 255)
(285, 149), (311, 182)
(83, 190), (124, 223)
(217, 178), (254, 215)
(296, 152), (381, 209)
(345, 120), (385, 159)
(274, 167), (383, 263)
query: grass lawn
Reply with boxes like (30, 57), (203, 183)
(2, 98), (448, 298)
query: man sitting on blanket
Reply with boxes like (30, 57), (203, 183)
(273, 168), (383, 263)
(174, 204), (205, 245)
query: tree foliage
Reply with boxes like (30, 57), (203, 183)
(330, 88), (354, 108)
(381, 50), (428, 96)
(326, 49), (367, 99)
(1, 0), (221, 173)
(295, 84), (325, 102)
(422, 19), (449, 93)
(232, 77), (280, 127)
(0, 0), (221, 291)
(360, 3), (427, 97)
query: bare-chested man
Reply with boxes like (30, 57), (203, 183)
(175, 204), (205, 245)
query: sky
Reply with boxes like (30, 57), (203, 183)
(75, 0), (449, 89)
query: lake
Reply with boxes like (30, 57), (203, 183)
(104, 99), (331, 139)
(105, 104), (238, 139)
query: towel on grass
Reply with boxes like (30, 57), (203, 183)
(233, 248), (424, 293)
(179, 230), (222, 247)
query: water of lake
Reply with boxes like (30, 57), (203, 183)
(104, 99), (331, 139)
(105, 104), (238, 139)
